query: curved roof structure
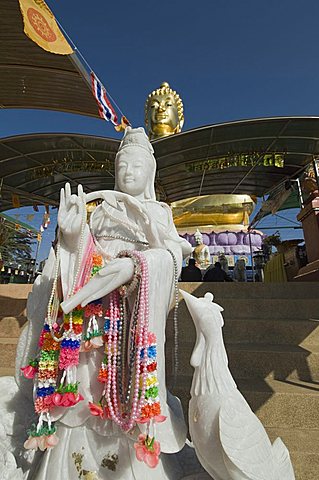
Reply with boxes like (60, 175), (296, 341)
(0, 133), (119, 210)
(154, 116), (319, 201)
(0, 0), (99, 117)
(0, 116), (318, 211)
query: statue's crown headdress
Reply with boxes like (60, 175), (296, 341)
(144, 82), (184, 127)
(118, 126), (154, 155)
(194, 228), (203, 240)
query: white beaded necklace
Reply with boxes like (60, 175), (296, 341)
(47, 195), (87, 342)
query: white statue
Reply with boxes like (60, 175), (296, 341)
(10, 127), (197, 480)
(180, 289), (295, 480)
(193, 230), (210, 269)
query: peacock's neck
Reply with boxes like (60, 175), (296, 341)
(192, 332), (237, 397)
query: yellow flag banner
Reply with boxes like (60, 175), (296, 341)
(18, 0), (73, 55)
(11, 194), (21, 208)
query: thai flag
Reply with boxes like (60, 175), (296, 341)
(90, 72), (118, 125)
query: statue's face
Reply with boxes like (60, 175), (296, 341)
(116, 148), (152, 199)
(147, 93), (180, 138)
(195, 236), (202, 245)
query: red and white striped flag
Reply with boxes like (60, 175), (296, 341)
(90, 72), (118, 125)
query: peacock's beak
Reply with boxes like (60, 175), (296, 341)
(180, 289), (201, 324)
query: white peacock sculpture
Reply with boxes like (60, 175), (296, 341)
(180, 290), (295, 480)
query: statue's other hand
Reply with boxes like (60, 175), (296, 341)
(60, 257), (135, 314)
(58, 183), (86, 249)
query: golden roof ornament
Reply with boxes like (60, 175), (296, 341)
(144, 82), (184, 140)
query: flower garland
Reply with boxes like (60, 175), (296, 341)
(23, 321), (61, 449)
(89, 250), (166, 468)
(138, 332), (163, 423)
(22, 245), (104, 451)
(22, 241), (166, 468)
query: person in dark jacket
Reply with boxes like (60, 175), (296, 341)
(180, 258), (202, 281)
(203, 261), (233, 282)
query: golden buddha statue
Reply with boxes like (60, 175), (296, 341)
(145, 82), (184, 140)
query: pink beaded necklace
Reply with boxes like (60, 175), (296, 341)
(104, 250), (150, 432)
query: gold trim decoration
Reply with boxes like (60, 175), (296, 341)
(18, 0), (73, 55)
(185, 153), (284, 173)
(27, 159), (114, 180)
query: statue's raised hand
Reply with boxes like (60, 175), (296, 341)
(60, 257), (135, 314)
(58, 183), (87, 251)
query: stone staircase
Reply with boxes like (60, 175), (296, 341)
(0, 284), (32, 376)
(166, 282), (319, 480)
(1, 283), (319, 479)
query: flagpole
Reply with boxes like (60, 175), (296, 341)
(56, 21), (127, 119)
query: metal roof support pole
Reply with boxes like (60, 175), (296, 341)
(296, 177), (304, 209)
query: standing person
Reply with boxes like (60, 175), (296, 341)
(233, 257), (247, 282)
(180, 258), (202, 281)
(203, 261), (233, 282)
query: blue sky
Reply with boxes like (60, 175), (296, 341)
(3, 0), (317, 261)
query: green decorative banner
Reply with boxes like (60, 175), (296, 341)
(185, 153), (285, 173)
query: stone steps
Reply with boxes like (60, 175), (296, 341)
(0, 336), (20, 375)
(170, 342), (319, 382)
(171, 317), (319, 346)
(0, 315), (28, 337)
(220, 298), (319, 320)
(169, 282), (319, 480)
(0, 284), (31, 316)
(0, 285), (31, 376)
(223, 318), (319, 346)
(178, 281), (319, 299)
(170, 376), (319, 429)
(169, 375), (319, 480)
(267, 427), (319, 480)
(0, 315), (29, 376)
(228, 343), (319, 382)
(1, 284), (319, 479)
(173, 295), (319, 321)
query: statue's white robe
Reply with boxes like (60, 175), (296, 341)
(15, 196), (192, 480)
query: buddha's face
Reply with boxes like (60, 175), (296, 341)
(195, 235), (202, 245)
(147, 93), (180, 139)
(116, 148), (152, 199)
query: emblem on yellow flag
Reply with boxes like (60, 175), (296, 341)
(18, 0), (73, 55)
(11, 194), (21, 208)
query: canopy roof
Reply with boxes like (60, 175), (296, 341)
(154, 116), (319, 201)
(0, 0), (99, 117)
(0, 116), (318, 211)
